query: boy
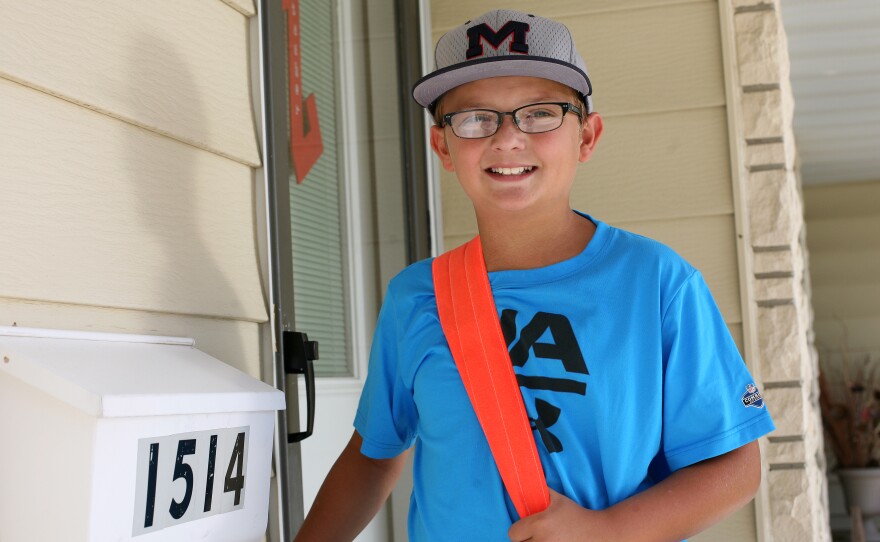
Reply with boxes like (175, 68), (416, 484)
(295, 9), (775, 541)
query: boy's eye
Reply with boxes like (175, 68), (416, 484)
(461, 111), (495, 124)
(520, 106), (561, 120)
(452, 111), (498, 135)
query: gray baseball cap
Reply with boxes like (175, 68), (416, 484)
(412, 9), (593, 113)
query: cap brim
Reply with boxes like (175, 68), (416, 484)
(412, 55), (592, 111)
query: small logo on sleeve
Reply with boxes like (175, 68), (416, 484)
(741, 383), (765, 409)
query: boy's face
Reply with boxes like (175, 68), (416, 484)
(430, 76), (602, 218)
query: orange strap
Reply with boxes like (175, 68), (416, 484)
(432, 236), (550, 519)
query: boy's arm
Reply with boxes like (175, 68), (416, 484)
(293, 430), (409, 542)
(508, 440), (762, 542)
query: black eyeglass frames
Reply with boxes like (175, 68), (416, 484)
(440, 102), (583, 139)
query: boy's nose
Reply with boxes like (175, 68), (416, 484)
(491, 115), (526, 150)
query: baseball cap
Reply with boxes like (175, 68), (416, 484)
(412, 9), (593, 113)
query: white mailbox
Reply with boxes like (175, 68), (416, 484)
(0, 327), (286, 542)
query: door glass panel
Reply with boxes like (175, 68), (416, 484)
(285, 0), (407, 378)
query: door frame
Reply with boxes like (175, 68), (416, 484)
(254, 1), (304, 540)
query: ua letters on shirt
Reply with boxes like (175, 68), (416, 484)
(354, 213), (775, 541)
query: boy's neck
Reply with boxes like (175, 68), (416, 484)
(475, 207), (596, 272)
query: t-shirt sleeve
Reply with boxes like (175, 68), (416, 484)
(660, 271), (775, 472)
(354, 285), (419, 459)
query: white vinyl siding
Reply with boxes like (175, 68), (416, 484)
(0, 0), (265, 376)
(0, 0), (260, 167)
(0, 78), (265, 322)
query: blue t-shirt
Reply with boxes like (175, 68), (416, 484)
(354, 215), (775, 541)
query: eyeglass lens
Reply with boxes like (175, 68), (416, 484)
(448, 103), (570, 139)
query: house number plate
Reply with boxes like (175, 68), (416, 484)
(132, 426), (249, 536)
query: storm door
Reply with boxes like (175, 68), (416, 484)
(258, 0), (432, 540)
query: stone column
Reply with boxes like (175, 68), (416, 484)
(731, 0), (830, 539)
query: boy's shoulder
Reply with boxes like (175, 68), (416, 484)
(596, 220), (704, 310)
(605, 222), (696, 275)
(385, 256), (436, 301)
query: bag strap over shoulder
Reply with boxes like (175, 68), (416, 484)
(432, 236), (550, 519)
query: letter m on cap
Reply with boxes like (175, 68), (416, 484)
(466, 21), (530, 59)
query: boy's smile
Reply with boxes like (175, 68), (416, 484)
(430, 76), (602, 219)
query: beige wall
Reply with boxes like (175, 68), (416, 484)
(805, 179), (880, 418)
(0, 0), (266, 376)
(804, 179), (880, 534)
(432, 1), (758, 540)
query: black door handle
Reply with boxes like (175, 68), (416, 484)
(283, 331), (318, 443)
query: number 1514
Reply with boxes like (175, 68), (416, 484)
(132, 427), (249, 536)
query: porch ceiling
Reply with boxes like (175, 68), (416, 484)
(780, 0), (880, 186)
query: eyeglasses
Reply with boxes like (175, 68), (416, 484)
(440, 102), (582, 139)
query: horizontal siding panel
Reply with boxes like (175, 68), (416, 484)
(432, 0), (710, 29)
(803, 180), (880, 220)
(814, 317), (880, 354)
(0, 297), (262, 378)
(572, 107), (733, 222)
(0, 79), (266, 322)
(812, 284), (880, 321)
(569, 3), (725, 116)
(805, 215), (880, 253)
(440, 169), (477, 240)
(805, 182), (880, 405)
(431, 3), (725, 116)
(616, 215), (742, 324)
(220, 0), (256, 17)
(692, 504), (756, 542)
(0, 0), (260, 166)
(443, 234), (474, 253)
(808, 249), (880, 286)
(728, 323), (744, 358)
(802, 161), (880, 186)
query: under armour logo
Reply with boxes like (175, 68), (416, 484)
(466, 21), (530, 59)
(530, 399), (563, 453)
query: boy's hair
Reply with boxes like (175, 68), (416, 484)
(412, 9), (593, 116)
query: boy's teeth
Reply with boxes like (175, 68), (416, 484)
(490, 166), (533, 175)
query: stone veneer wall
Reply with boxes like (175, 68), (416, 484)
(731, 0), (830, 539)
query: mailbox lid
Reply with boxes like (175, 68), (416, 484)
(0, 326), (285, 418)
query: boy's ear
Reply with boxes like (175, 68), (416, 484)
(578, 113), (604, 163)
(430, 125), (456, 172)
